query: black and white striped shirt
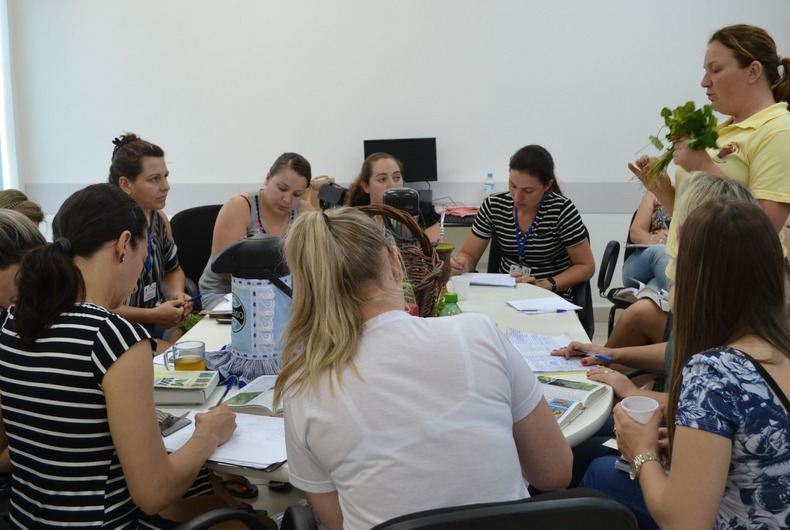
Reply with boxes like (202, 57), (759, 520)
(472, 191), (588, 292)
(0, 303), (154, 528)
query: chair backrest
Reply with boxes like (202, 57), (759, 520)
(174, 507), (271, 530)
(572, 280), (595, 340)
(371, 496), (637, 530)
(281, 504), (319, 530)
(622, 209), (639, 261)
(597, 240), (621, 296)
(486, 235), (503, 273)
(170, 204), (223, 289)
(317, 182), (347, 210)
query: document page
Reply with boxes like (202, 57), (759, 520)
(506, 328), (587, 372)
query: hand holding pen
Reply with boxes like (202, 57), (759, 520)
(550, 341), (614, 366)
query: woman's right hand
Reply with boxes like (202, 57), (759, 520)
(450, 256), (468, 276)
(153, 300), (187, 328)
(194, 405), (237, 447)
(651, 229), (669, 244)
(551, 341), (613, 366)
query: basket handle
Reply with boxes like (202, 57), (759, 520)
(358, 204), (436, 257)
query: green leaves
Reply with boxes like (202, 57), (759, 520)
(640, 101), (719, 187)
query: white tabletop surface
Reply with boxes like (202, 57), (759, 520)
(449, 280), (612, 447)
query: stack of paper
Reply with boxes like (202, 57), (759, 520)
(506, 327), (587, 372)
(506, 297), (582, 314)
(163, 411), (287, 469)
(461, 273), (516, 287)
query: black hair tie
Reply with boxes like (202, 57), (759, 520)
(55, 237), (72, 255)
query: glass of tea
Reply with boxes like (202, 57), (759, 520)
(164, 340), (207, 371)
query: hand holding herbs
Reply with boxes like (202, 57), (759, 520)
(640, 101), (719, 187)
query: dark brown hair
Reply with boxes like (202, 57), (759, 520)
(509, 145), (562, 195)
(108, 132), (165, 185)
(269, 152), (312, 185)
(14, 184), (147, 343)
(346, 153), (402, 207)
(668, 200), (790, 448)
(710, 24), (790, 104)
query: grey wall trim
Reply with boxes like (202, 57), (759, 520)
(25, 180), (646, 217)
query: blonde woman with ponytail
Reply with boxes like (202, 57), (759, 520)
(274, 207), (572, 530)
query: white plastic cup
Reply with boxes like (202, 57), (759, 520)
(621, 396), (659, 424)
(452, 276), (471, 301)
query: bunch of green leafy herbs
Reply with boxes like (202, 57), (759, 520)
(641, 101), (719, 186)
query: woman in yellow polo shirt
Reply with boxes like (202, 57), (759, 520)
(631, 24), (790, 282)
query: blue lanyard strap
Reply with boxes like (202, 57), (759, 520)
(144, 227), (153, 276)
(513, 206), (537, 266)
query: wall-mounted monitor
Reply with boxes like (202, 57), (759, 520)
(363, 137), (437, 182)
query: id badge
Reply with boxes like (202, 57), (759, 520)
(143, 282), (157, 303)
(509, 264), (532, 275)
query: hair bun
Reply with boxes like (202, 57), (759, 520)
(111, 133), (140, 157)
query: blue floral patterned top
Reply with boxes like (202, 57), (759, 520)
(676, 346), (790, 530)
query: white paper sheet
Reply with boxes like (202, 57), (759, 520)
(462, 273), (516, 287)
(506, 327), (588, 372)
(163, 411), (287, 469)
(506, 296), (582, 313)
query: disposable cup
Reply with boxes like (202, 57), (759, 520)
(452, 276), (471, 301)
(621, 396), (659, 424)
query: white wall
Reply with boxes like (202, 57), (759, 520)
(7, 0), (790, 310)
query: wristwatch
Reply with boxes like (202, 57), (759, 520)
(546, 276), (557, 292)
(629, 451), (659, 480)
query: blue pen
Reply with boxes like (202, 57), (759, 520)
(594, 353), (614, 363)
(218, 375), (238, 404)
(186, 294), (203, 303)
(523, 309), (569, 313)
(657, 210), (669, 231)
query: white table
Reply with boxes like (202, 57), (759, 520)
(450, 280), (613, 448)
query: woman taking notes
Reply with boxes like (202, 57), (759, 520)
(199, 152), (313, 309)
(451, 144), (594, 300)
(274, 207), (572, 530)
(0, 184), (237, 527)
(613, 200), (790, 529)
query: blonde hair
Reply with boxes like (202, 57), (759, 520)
(0, 210), (45, 269)
(0, 189), (44, 226)
(273, 207), (401, 407)
(675, 172), (756, 221)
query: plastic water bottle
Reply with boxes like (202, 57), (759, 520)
(483, 172), (495, 193)
(438, 292), (462, 317)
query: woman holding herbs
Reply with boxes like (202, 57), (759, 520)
(198, 152), (314, 310)
(632, 24), (790, 283)
(450, 144), (594, 301)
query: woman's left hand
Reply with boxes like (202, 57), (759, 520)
(613, 402), (663, 461)
(510, 271), (537, 284)
(173, 293), (193, 320)
(587, 367), (638, 399)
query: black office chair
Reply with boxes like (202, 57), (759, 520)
(369, 495), (637, 530)
(173, 507), (271, 529)
(598, 240), (634, 337)
(281, 503), (319, 530)
(317, 182), (347, 210)
(170, 204), (223, 299)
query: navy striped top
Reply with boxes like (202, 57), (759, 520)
(472, 191), (588, 297)
(0, 303), (154, 528)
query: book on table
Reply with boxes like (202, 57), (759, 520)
(154, 369), (220, 405)
(538, 375), (608, 428)
(222, 375), (282, 416)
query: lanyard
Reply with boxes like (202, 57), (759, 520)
(144, 227), (153, 276)
(513, 206), (537, 266)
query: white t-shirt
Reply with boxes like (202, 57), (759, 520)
(283, 310), (542, 530)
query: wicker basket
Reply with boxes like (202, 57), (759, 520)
(359, 204), (444, 317)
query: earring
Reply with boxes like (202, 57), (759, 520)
(119, 253), (125, 263)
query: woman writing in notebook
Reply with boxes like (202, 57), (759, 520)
(0, 184), (241, 527)
(450, 144), (594, 301)
(199, 152), (314, 310)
